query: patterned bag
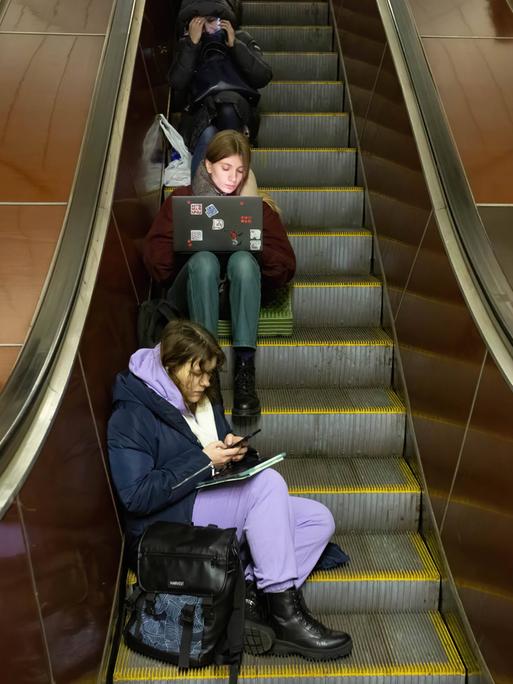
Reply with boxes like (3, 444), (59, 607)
(124, 522), (245, 681)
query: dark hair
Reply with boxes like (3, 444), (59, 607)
(205, 130), (251, 192)
(160, 319), (224, 402)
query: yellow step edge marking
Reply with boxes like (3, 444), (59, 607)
(272, 80), (342, 85)
(411, 533), (441, 579)
(261, 186), (362, 192)
(289, 485), (420, 495)
(287, 230), (370, 236)
(430, 612), (467, 674)
(226, 407), (404, 416)
(220, 340), (391, 348)
(293, 280), (380, 288)
(255, 147), (356, 152)
(245, 24), (332, 28)
(265, 51), (336, 55)
(261, 112), (348, 116)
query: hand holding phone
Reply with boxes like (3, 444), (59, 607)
(229, 428), (262, 449)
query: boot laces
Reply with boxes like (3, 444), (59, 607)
(235, 361), (254, 393)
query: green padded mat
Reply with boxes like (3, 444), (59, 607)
(218, 285), (293, 337)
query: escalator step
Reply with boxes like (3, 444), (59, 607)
(114, 612), (464, 683)
(220, 327), (392, 387)
(259, 112), (349, 147)
(244, 24), (333, 51)
(260, 81), (344, 112)
(242, 2), (329, 26)
(304, 531), (439, 612)
(252, 148), (357, 186)
(288, 228), (372, 275)
(264, 51), (338, 80)
(261, 187), (363, 227)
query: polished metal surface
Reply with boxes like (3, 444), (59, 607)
(386, 0), (513, 357)
(0, 0), (136, 464)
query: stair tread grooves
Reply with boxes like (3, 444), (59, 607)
(277, 458), (418, 493)
(225, 387), (404, 413)
(261, 186), (362, 190)
(115, 612), (464, 678)
(287, 227), (371, 234)
(220, 327), (392, 346)
(311, 531), (439, 581)
(293, 274), (381, 286)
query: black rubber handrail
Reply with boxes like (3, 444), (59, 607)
(0, 0), (137, 468)
(387, 0), (513, 352)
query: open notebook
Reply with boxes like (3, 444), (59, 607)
(196, 452), (286, 489)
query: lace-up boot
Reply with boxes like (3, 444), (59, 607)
(233, 351), (261, 417)
(243, 581), (275, 654)
(267, 587), (352, 660)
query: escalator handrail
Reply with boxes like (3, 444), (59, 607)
(0, 0), (137, 465)
(385, 0), (513, 354)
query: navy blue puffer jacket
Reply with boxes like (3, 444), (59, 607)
(107, 370), (231, 563)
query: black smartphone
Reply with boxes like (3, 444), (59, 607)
(230, 428), (262, 449)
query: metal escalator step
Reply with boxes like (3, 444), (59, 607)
(292, 275), (381, 326)
(242, 2), (329, 26)
(243, 24), (333, 51)
(304, 532), (439, 612)
(260, 81), (344, 112)
(261, 187), (364, 227)
(259, 112), (349, 147)
(288, 228), (372, 275)
(252, 148), (356, 186)
(114, 612), (464, 683)
(225, 389), (405, 457)
(264, 51), (338, 80)
(219, 327), (393, 387)
(277, 458), (418, 530)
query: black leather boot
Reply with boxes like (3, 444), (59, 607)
(267, 588), (352, 660)
(233, 351), (261, 417)
(244, 581), (275, 655)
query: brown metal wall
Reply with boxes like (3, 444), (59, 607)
(332, 0), (513, 681)
(0, 1), (173, 680)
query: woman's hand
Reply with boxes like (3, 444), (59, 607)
(224, 433), (248, 461)
(203, 440), (244, 469)
(188, 17), (205, 44)
(220, 19), (236, 47)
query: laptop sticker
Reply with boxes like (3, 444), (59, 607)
(250, 229), (261, 240)
(230, 230), (241, 246)
(212, 218), (224, 230)
(190, 230), (203, 241)
(250, 240), (261, 251)
(190, 203), (203, 215)
(205, 203), (219, 218)
(240, 214), (252, 224)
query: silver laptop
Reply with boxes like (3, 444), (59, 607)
(172, 195), (263, 253)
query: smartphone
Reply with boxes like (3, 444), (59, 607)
(230, 428), (262, 449)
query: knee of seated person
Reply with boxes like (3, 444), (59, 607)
(227, 251), (260, 280)
(315, 500), (336, 538)
(188, 251), (220, 279)
(254, 467), (288, 494)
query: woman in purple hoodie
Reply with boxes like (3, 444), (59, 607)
(108, 319), (352, 661)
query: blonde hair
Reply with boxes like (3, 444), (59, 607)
(205, 130), (251, 193)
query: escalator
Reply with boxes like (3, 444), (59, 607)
(113, 2), (466, 681)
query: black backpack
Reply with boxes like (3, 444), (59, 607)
(137, 297), (181, 348)
(124, 522), (245, 682)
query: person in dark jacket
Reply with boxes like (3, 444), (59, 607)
(143, 130), (296, 418)
(107, 319), (352, 660)
(170, 0), (272, 177)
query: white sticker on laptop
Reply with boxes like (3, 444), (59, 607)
(250, 240), (261, 251)
(212, 218), (224, 230)
(250, 229), (261, 240)
(190, 230), (203, 241)
(190, 203), (202, 215)
(205, 203), (219, 218)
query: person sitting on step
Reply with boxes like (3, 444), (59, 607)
(107, 318), (353, 660)
(170, 0), (272, 178)
(143, 129), (295, 418)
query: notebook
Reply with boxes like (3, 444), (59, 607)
(172, 195), (263, 253)
(196, 452), (285, 489)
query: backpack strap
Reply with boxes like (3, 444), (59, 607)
(178, 603), (196, 669)
(224, 561), (246, 684)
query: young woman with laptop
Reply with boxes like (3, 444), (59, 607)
(143, 130), (296, 418)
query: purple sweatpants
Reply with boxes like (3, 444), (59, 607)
(192, 468), (335, 592)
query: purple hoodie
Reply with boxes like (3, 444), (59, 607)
(128, 345), (188, 415)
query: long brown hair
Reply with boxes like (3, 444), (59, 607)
(205, 130), (251, 193)
(160, 320), (225, 402)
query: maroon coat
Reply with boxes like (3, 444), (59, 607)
(143, 186), (296, 297)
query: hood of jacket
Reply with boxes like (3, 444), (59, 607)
(178, 0), (238, 34)
(128, 344), (188, 414)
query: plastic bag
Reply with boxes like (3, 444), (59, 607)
(159, 114), (192, 187)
